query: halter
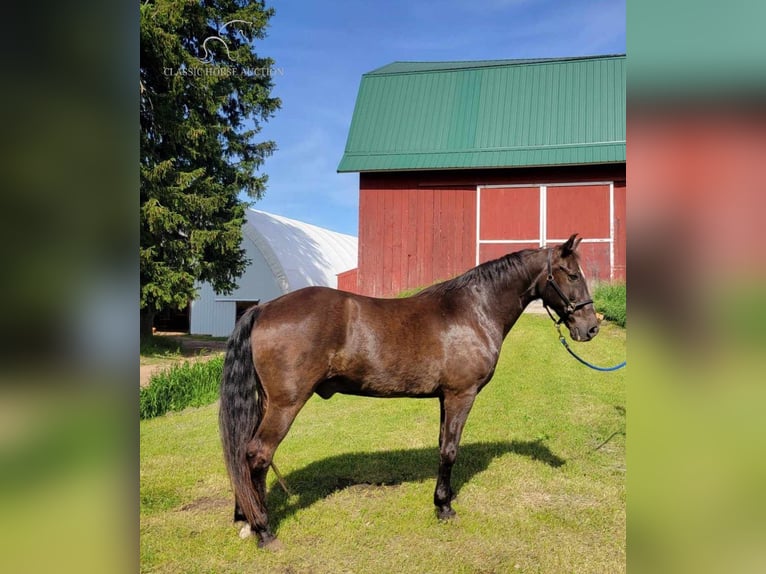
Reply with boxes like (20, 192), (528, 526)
(543, 249), (626, 372)
(543, 248), (593, 322)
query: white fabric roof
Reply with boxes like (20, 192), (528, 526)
(244, 209), (357, 292)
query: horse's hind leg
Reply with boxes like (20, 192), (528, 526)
(434, 391), (476, 520)
(233, 499), (246, 526)
(244, 400), (306, 549)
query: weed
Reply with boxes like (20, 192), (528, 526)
(140, 356), (224, 419)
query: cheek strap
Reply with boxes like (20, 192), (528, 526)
(544, 249), (592, 318)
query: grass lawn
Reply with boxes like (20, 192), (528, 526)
(140, 314), (625, 573)
(140, 335), (182, 368)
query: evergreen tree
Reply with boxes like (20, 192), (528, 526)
(140, 0), (280, 336)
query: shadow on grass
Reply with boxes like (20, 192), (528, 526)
(267, 439), (564, 531)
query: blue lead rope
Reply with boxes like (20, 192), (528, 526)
(544, 304), (627, 372)
(557, 333), (626, 371)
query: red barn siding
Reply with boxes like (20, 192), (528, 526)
(357, 165), (625, 297)
(613, 182), (626, 281)
(479, 242), (538, 262)
(576, 242), (611, 283)
(336, 268), (358, 292)
(358, 176), (476, 296)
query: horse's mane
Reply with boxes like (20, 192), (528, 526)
(417, 249), (537, 297)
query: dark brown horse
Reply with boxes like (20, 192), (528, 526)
(219, 234), (599, 548)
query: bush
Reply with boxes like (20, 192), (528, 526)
(592, 282), (626, 327)
(140, 355), (224, 419)
(396, 286), (425, 298)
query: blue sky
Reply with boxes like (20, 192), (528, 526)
(250, 0), (625, 236)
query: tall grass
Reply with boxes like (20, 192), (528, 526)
(593, 282), (626, 327)
(140, 356), (224, 419)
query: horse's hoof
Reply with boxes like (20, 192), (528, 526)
(436, 507), (457, 520)
(237, 522), (253, 539)
(258, 536), (284, 552)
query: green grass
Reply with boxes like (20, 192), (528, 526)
(140, 314), (625, 573)
(593, 282), (626, 327)
(140, 335), (182, 358)
(140, 356), (224, 419)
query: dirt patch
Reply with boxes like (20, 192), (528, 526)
(140, 364), (163, 388)
(179, 496), (229, 512)
(176, 338), (227, 356)
(331, 478), (402, 498)
(151, 332), (227, 356)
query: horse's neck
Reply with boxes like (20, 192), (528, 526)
(518, 250), (547, 307)
(481, 250), (546, 333)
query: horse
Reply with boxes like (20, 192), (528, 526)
(219, 233), (599, 548)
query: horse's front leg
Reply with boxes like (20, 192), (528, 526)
(434, 391), (476, 519)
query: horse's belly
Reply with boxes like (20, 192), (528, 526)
(314, 375), (440, 400)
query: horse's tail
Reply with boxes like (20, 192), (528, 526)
(219, 304), (264, 528)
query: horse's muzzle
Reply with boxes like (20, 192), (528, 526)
(569, 321), (599, 342)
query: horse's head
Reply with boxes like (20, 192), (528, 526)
(541, 234), (600, 342)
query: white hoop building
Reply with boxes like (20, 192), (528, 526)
(190, 209), (357, 337)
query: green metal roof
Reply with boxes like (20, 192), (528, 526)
(338, 55), (625, 173)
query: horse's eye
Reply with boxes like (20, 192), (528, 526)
(567, 273), (579, 282)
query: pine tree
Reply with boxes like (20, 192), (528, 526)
(140, 0), (280, 336)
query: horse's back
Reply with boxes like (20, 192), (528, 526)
(253, 285), (441, 355)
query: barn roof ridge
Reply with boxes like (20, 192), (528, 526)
(366, 54), (625, 76)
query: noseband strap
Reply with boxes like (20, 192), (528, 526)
(544, 249), (592, 320)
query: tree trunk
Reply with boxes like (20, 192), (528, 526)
(140, 307), (155, 339)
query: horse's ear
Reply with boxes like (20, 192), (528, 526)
(561, 233), (581, 256)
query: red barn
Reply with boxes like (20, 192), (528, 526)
(337, 55), (626, 297)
